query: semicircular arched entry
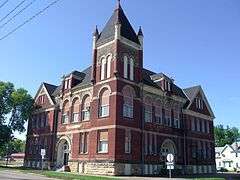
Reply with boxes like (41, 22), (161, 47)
(161, 139), (177, 158)
(56, 138), (70, 168)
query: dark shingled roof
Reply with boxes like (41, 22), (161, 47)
(142, 69), (187, 99)
(52, 66), (92, 97)
(183, 85), (201, 101)
(96, 4), (140, 46)
(43, 83), (57, 96)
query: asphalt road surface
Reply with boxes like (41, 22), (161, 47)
(0, 170), (56, 180)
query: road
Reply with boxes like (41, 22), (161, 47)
(0, 170), (56, 180)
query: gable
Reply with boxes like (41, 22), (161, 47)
(185, 86), (215, 118)
(189, 92), (211, 116)
(34, 84), (55, 107)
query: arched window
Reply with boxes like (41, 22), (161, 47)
(154, 100), (162, 124)
(164, 108), (171, 127)
(82, 95), (91, 121)
(144, 96), (152, 123)
(173, 106), (180, 128)
(106, 55), (111, 78)
(100, 56), (111, 80)
(161, 139), (176, 156)
(124, 56), (128, 79)
(99, 88), (110, 117)
(130, 58), (134, 81)
(72, 98), (80, 123)
(123, 56), (134, 81)
(101, 58), (107, 81)
(122, 86), (135, 118)
(62, 100), (70, 124)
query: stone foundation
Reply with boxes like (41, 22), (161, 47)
(25, 160), (216, 176)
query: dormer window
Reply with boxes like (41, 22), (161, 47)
(196, 98), (203, 109)
(64, 79), (71, 90)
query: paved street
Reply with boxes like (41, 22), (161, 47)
(0, 170), (56, 180)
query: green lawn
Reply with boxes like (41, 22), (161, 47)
(0, 166), (115, 180)
(193, 178), (224, 180)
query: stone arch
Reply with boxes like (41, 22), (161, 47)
(97, 85), (112, 98)
(56, 136), (72, 168)
(161, 139), (177, 157)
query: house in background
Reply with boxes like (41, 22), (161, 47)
(24, 1), (216, 176)
(215, 141), (240, 171)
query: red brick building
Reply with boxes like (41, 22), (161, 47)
(24, 1), (216, 176)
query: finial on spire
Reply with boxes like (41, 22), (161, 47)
(93, 25), (99, 37)
(138, 26), (143, 36)
(116, 0), (122, 10)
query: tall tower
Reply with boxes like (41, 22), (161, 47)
(91, 0), (143, 84)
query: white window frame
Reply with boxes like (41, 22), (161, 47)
(62, 113), (69, 124)
(100, 105), (110, 118)
(124, 56), (128, 79)
(72, 112), (79, 123)
(130, 58), (134, 81)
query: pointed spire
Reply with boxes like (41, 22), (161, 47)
(116, 0), (122, 10)
(138, 26), (143, 36)
(93, 25), (99, 37)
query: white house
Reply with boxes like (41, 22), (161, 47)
(215, 141), (240, 171)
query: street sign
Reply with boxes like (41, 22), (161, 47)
(41, 149), (46, 158)
(166, 162), (174, 166)
(167, 153), (174, 162)
(166, 154), (175, 178)
(167, 165), (174, 170)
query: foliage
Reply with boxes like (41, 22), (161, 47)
(0, 139), (26, 157)
(0, 81), (33, 150)
(214, 124), (240, 147)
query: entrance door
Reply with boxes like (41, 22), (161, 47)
(63, 152), (69, 166)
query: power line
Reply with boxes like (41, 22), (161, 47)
(0, 0), (37, 30)
(0, 0), (26, 24)
(0, 0), (9, 10)
(0, 0), (62, 41)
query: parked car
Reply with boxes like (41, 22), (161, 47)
(237, 167), (240, 173)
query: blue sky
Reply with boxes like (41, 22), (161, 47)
(0, 0), (240, 139)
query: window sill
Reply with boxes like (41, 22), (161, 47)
(97, 151), (108, 154)
(98, 116), (110, 119)
(79, 152), (88, 155)
(82, 119), (90, 122)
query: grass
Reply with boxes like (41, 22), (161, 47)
(0, 166), (115, 180)
(194, 178), (224, 180)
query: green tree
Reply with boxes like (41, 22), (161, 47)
(0, 81), (33, 150)
(214, 124), (240, 147)
(0, 139), (26, 157)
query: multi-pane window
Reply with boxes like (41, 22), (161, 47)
(144, 133), (148, 155)
(125, 130), (131, 153)
(173, 110), (180, 128)
(123, 86), (134, 118)
(164, 109), (171, 127)
(155, 101), (162, 124)
(98, 131), (108, 153)
(100, 55), (111, 81)
(72, 98), (80, 123)
(79, 132), (89, 154)
(123, 56), (134, 81)
(82, 95), (90, 121)
(99, 88), (110, 118)
(62, 100), (70, 124)
(191, 118), (195, 131)
(144, 97), (152, 123)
